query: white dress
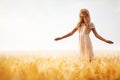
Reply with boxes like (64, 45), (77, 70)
(78, 22), (95, 60)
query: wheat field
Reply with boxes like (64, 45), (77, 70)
(0, 50), (120, 80)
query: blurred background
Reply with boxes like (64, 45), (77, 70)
(0, 0), (120, 51)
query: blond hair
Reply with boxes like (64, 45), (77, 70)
(78, 9), (91, 28)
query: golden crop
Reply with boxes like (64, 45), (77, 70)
(0, 55), (120, 80)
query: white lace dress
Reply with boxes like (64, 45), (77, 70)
(78, 23), (95, 60)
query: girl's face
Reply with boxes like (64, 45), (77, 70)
(80, 12), (89, 23)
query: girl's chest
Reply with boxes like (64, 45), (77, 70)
(79, 25), (91, 34)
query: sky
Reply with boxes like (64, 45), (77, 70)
(0, 0), (120, 50)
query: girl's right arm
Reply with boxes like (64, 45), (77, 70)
(54, 26), (78, 41)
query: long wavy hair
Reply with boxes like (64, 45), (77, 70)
(78, 9), (91, 28)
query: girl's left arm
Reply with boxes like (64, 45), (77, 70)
(91, 25), (113, 44)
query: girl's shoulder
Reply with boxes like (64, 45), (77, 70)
(90, 22), (95, 29)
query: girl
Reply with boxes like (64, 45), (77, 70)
(54, 9), (113, 62)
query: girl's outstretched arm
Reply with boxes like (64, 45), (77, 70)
(54, 27), (78, 41)
(91, 28), (113, 44)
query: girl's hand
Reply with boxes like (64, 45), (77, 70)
(54, 37), (62, 41)
(106, 40), (114, 44)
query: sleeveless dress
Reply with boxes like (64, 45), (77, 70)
(78, 22), (95, 60)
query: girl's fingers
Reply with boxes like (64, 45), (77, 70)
(54, 38), (61, 41)
(107, 40), (113, 44)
